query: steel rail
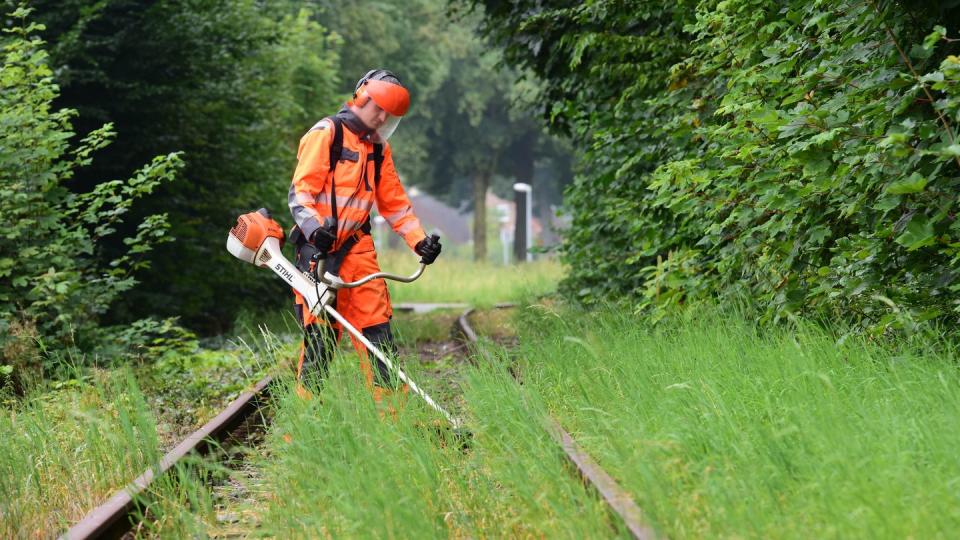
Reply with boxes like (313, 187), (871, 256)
(457, 305), (658, 540)
(394, 302), (470, 313)
(59, 375), (273, 540)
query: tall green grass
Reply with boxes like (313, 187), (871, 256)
(127, 433), (259, 538)
(515, 304), (960, 538)
(92, 327), (290, 539)
(256, 348), (625, 538)
(377, 250), (563, 306)
(0, 369), (160, 536)
(0, 333), (278, 537)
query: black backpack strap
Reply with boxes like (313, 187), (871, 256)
(327, 116), (343, 234)
(328, 116), (344, 171)
(372, 143), (383, 188)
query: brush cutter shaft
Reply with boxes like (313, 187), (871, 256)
(275, 241), (459, 427)
(305, 253), (461, 427)
(322, 304), (460, 428)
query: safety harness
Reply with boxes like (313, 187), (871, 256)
(291, 115), (384, 277)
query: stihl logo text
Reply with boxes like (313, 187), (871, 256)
(275, 263), (294, 283)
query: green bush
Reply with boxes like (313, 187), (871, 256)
(0, 8), (182, 373)
(471, 0), (960, 332)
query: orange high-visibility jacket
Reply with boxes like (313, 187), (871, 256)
(288, 117), (426, 252)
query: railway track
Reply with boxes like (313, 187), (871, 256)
(456, 305), (657, 540)
(59, 377), (274, 539)
(60, 303), (657, 539)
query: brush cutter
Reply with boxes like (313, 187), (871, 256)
(226, 208), (463, 431)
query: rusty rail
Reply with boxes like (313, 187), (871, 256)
(59, 375), (273, 540)
(457, 305), (658, 540)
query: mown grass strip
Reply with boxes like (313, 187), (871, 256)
(378, 250), (563, 307)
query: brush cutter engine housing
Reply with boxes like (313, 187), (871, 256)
(227, 208), (338, 312)
(227, 208), (285, 265)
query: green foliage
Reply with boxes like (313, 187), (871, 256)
(16, 0), (343, 333)
(0, 8), (181, 368)
(470, 0), (960, 331)
(99, 316), (198, 362)
(318, 1), (573, 251)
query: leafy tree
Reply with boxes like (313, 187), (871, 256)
(420, 35), (543, 259)
(470, 0), (960, 332)
(310, 1), (573, 259)
(18, 0), (342, 333)
(0, 7), (181, 375)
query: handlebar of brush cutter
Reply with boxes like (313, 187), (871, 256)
(314, 233), (438, 289)
(327, 263), (426, 289)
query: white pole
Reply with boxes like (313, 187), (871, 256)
(497, 203), (511, 266)
(513, 183), (533, 262)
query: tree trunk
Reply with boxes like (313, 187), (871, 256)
(472, 168), (489, 262)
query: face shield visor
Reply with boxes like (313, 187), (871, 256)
(377, 114), (402, 141)
(364, 79), (410, 141)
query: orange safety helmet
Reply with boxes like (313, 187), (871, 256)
(352, 69), (410, 116)
(351, 69), (410, 140)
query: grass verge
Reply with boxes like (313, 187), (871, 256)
(377, 250), (563, 306)
(1, 331), (283, 536)
(515, 303), (960, 538)
(0, 368), (159, 536)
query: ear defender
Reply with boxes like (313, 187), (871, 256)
(353, 84), (371, 107)
(353, 69), (383, 107)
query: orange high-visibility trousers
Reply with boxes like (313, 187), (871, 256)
(294, 235), (401, 391)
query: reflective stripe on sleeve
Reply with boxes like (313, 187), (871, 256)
(381, 206), (414, 226)
(397, 220), (419, 236)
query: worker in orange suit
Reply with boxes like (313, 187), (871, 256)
(287, 69), (441, 400)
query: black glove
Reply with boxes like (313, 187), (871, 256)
(415, 234), (442, 264)
(310, 225), (336, 254)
